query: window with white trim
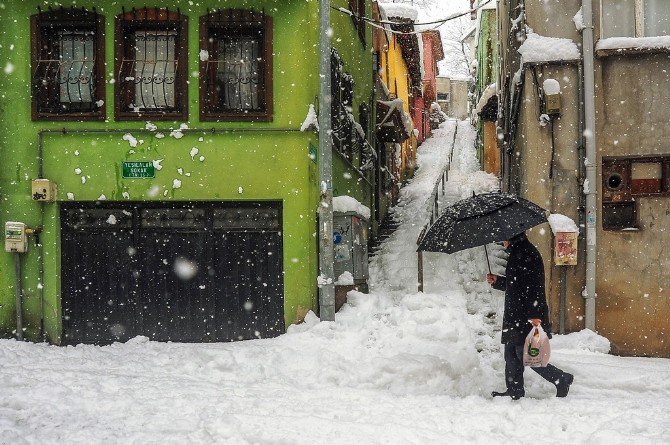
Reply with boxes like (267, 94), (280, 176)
(602, 0), (670, 38)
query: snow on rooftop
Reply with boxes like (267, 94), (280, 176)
(548, 213), (579, 234)
(518, 32), (581, 63)
(596, 36), (670, 52)
(333, 195), (371, 220)
(377, 2), (419, 21)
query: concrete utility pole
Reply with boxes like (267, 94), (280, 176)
(318, 0), (335, 321)
(581, 0), (597, 331)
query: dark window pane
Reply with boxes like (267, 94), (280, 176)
(217, 37), (261, 111)
(58, 32), (95, 104)
(133, 31), (177, 109)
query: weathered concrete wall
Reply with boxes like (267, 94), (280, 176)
(436, 77), (470, 120)
(515, 65), (585, 337)
(594, 53), (670, 356)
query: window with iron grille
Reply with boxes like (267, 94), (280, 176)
(200, 9), (273, 122)
(30, 7), (105, 120)
(115, 8), (188, 121)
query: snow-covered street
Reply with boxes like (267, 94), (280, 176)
(1, 121), (669, 444)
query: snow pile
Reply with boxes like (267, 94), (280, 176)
(300, 104), (319, 132)
(474, 83), (497, 115)
(551, 329), (611, 354)
(289, 291), (486, 395)
(548, 214), (578, 234)
(573, 7), (585, 31)
(542, 78), (560, 95)
(518, 32), (581, 63)
(596, 36), (670, 52)
(377, 2), (419, 21)
(335, 271), (354, 286)
(333, 195), (371, 220)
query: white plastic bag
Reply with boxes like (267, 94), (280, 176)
(523, 324), (551, 367)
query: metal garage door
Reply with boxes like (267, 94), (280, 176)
(61, 202), (284, 345)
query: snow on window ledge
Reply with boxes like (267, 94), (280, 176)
(596, 36), (670, 57)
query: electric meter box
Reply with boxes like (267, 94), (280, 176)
(544, 94), (561, 116)
(32, 179), (57, 202)
(5, 221), (27, 253)
(333, 211), (369, 284)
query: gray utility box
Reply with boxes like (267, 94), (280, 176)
(333, 211), (369, 284)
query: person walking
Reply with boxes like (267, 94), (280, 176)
(486, 232), (574, 400)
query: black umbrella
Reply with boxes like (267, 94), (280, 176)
(417, 193), (547, 267)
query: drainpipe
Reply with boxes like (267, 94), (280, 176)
(14, 253), (24, 341)
(318, 0), (335, 321)
(581, 0), (597, 331)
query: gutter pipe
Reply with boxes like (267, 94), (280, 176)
(14, 253), (23, 341)
(581, 0), (597, 331)
(318, 0), (335, 321)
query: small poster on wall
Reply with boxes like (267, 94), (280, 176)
(555, 232), (578, 266)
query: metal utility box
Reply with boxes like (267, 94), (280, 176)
(5, 221), (27, 253)
(32, 179), (57, 202)
(333, 211), (369, 284)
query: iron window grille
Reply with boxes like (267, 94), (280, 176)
(30, 7), (105, 121)
(199, 9), (273, 122)
(115, 8), (188, 121)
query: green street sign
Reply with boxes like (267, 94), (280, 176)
(122, 161), (155, 179)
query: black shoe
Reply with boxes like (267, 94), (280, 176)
(556, 374), (574, 398)
(492, 390), (523, 400)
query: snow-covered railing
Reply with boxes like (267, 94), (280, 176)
(417, 121), (458, 292)
(426, 122), (458, 226)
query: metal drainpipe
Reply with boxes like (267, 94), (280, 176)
(317, 0), (335, 321)
(14, 252), (24, 341)
(581, 0), (597, 331)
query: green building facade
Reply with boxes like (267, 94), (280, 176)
(0, 0), (375, 344)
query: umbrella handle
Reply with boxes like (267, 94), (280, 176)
(484, 244), (492, 274)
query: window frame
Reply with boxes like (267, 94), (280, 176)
(30, 8), (106, 121)
(114, 8), (188, 121)
(199, 9), (273, 122)
(601, 0), (670, 38)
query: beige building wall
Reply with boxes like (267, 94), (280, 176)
(436, 77), (470, 120)
(594, 53), (670, 356)
(514, 64), (585, 338)
(499, 0), (670, 356)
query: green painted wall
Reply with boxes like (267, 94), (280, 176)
(475, 8), (499, 163)
(331, 0), (375, 215)
(0, 0), (375, 342)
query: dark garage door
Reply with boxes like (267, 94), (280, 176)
(61, 202), (284, 345)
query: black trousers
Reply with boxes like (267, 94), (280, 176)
(504, 343), (569, 397)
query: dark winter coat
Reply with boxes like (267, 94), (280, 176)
(492, 235), (552, 345)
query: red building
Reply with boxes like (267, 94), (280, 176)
(413, 31), (445, 144)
